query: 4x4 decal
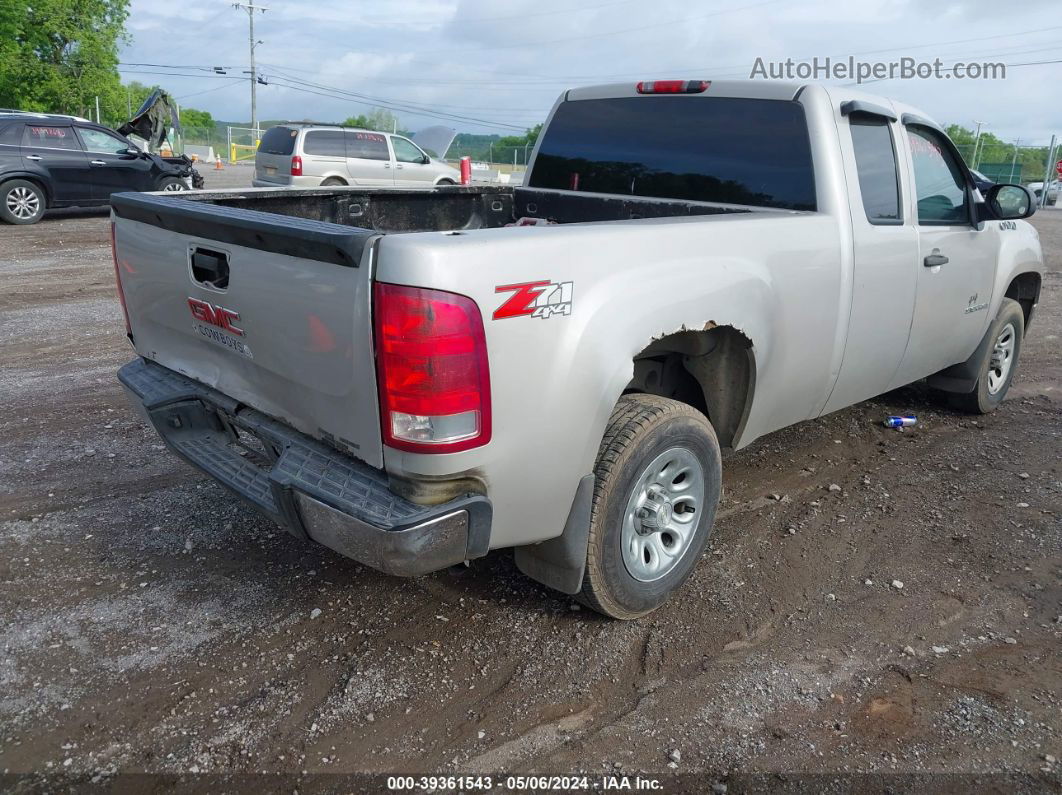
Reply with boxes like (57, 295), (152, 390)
(494, 280), (574, 320)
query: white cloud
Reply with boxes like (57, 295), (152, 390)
(120, 0), (1062, 141)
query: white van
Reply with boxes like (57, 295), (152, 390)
(252, 124), (461, 188)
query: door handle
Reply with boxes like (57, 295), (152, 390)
(923, 252), (949, 267)
(90, 159), (107, 166)
(26, 155), (42, 161)
(383, 163), (391, 168)
(396, 164), (404, 169)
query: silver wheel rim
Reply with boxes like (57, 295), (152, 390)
(987, 322), (1016, 395)
(162, 181), (186, 192)
(620, 446), (705, 582)
(6, 186), (40, 219)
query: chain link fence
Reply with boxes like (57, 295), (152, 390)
(954, 141), (1058, 188)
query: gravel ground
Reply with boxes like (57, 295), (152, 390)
(0, 181), (1059, 792)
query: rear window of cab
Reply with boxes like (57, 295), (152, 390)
(530, 96), (817, 211)
(258, 126), (297, 155)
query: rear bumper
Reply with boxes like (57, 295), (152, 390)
(118, 357), (491, 576)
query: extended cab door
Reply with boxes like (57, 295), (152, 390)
(344, 131), (394, 186)
(75, 126), (156, 199)
(823, 104), (918, 413)
(888, 123), (996, 387)
(20, 123), (93, 204)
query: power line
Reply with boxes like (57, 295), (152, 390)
(176, 82), (240, 100)
(265, 77), (529, 130)
(262, 64), (545, 115)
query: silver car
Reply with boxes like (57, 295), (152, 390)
(252, 124), (461, 188)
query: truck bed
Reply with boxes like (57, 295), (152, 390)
(140, 184), (762, 234)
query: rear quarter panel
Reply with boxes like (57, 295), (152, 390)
(375, 210), (846, 548)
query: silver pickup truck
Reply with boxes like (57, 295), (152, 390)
(111, 79), (1044, 619)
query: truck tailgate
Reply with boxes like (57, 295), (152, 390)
(111, 192), (384, 468)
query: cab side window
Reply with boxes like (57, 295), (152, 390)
(906, 127), (968, 224)
(22, 125), (81, 150)
(391, 137), (426, 164)
(77, 127), (129, 154)
(849, 115), (901, 224)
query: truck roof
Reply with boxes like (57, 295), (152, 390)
(565, 79), (805, 102)
(561, 79), (943, 133)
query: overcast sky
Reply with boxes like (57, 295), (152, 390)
(119, 0), (1062, 143)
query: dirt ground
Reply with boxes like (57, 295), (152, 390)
(0, 178), (1059, 793)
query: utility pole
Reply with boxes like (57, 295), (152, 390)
(233, 2), (267, 139)
(1041, 135), (1058, 209)
(971, 120), (988, 169)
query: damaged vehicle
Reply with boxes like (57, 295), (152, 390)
(110, 80), (1044, 618)
(0, 91), (201, 224)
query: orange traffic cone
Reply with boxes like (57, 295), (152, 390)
(214, 155), (224, 170)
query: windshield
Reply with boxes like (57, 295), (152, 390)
(529, 96), (816, 210)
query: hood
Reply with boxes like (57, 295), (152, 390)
(411, 125), (457, 159)
(117, 89), (181, 150)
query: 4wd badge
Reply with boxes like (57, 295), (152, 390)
(493, 280), (574, 320)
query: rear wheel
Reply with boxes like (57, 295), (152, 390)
(950, 298), (1024, 414)
(437, 178), (456, 186)
(0, 179), (46, 224)
(578, 395), (722, 619)
(321, 177), (347, 186)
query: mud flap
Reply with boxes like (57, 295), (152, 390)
(513, 474), (595, 595)
(926, 316), (997, 394)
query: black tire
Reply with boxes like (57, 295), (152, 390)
(437, 178), (456, 186)
(320, 177), (347, 186)
(950, 298), (1024, 414)
(0, 179), (46, 224)
(156, 176), (187, 192)
(578, 394), (722, 619)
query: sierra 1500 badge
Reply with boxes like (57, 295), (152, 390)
(493, 280), (574, 320)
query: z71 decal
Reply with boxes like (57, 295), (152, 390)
(494, 280), (574, 320)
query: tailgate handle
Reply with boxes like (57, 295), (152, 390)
(191, 247), (230, 289)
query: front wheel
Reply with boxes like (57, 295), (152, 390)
(950, 298), (1025, 414)
(0, 179), (46, 224)
(578, 395), (722, 619)
(157, 177), (187, 192)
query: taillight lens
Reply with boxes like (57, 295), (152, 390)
(374, 283), (491, 453)
(110, 221), (132, 338)
(636, 80), (710, 94)
(290, 155), (303, 176)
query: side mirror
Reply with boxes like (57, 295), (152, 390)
(985, 184), (1035, 220)
(421, 155), (431, 165)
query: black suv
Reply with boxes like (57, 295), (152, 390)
(0, 112), (196, 225)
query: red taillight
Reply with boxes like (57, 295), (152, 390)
(635, 80), (710, 94)
(110, 221), (132, 338)
(290, 155), (303, 176)
(374, 282), (491, 453)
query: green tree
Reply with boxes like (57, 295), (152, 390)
(179, 107), (213, 128)
(341, 107), (399, 132)
(340, 114), (371, 129)
(120, 80), (158, 116)
(0, 0), (130, 122)
(946, 123), (1050, 183)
